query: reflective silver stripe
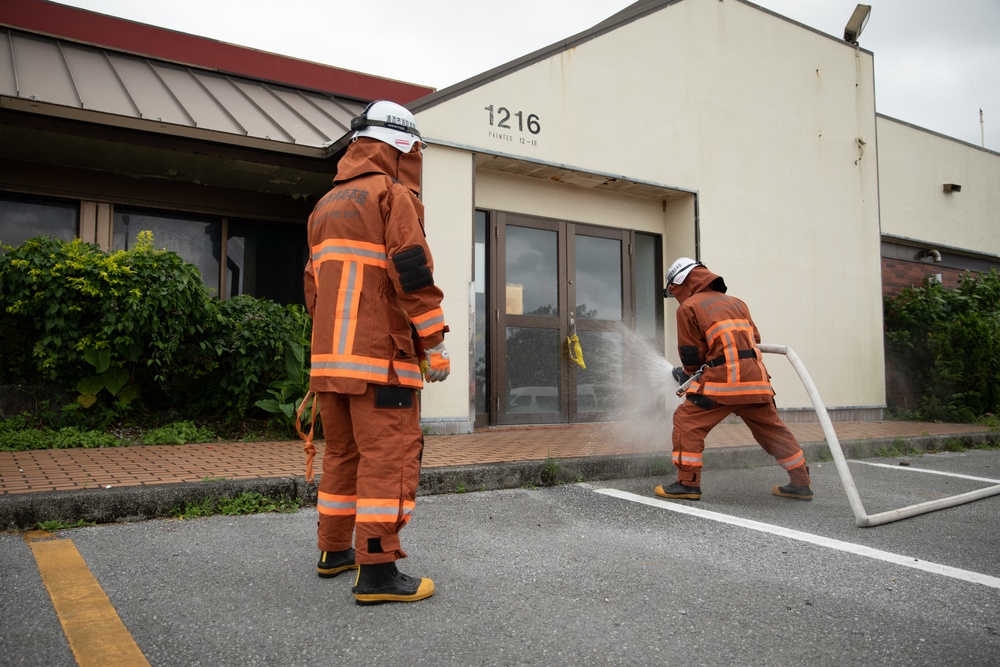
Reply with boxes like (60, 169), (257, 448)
(703, 383), (773, 393)
(312, 244), (387, 263)
(357, 506), (400, 517)
(780, 454), (805, 469)
(395, 367), (423, 382)
(317, 498), (356, 511)
(721, 331), (738, 383)
(337, 262), (357, 355)
(414, 313), (444, 333)
(313, 361), (388, 373)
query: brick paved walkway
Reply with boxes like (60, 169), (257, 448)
(0, 420), (991, 496)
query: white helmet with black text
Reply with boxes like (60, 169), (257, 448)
(663, 257), (703, 298)
(351, 100), (423, 153)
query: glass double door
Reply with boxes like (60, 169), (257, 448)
(494, 214), (631, 425)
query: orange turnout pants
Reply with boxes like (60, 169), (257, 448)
(672, 397), (810, 487)
(316, 385), (423, 564)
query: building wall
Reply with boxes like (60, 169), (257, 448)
(877, 116), (1000, 256)
(416, 0), (884, 415)
(881, 258), (966, 300)
(419, 145), (476, 428)
(877, 117), (1000, 412)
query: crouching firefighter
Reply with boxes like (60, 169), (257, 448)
(304, 101), (450, 605)
(655, 257), (812, 502)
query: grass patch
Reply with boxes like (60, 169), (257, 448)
(539, 456), (562, 486)
(943, 438), (967, 453)
(649, 456), (671, 477)
(875, 438), (922, 458)
(170, 492), (301, 519)
(815, 446), (833, 463)
(35, 518), (95, 531)
(0, 412), (295, 453)
(971, 439), (1000, 451)
(141, 421), (216, 446)
(0, 415), (121, 452)
(883, 407), (924, 422)
(977, 414), (1000, 432)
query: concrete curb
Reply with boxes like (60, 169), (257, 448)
(1, 432), (995, 530)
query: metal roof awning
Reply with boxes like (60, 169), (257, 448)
(0, 29), (360, 157)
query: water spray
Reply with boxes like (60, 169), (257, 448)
(606, 324), (684, 451)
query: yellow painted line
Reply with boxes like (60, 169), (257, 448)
(27, 535), (150, 667)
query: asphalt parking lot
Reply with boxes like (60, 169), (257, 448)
(2, 449), (999, 666)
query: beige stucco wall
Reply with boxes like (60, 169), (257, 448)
(419, 145), (475, 425)
(877, 117), (1000, 255)
(416, 0), (885, 420)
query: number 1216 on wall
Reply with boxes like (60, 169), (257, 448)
(485, 105), (541, 134)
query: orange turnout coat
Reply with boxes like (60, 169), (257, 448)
(672, 265), (772, 404)
(669, 265), (810, 487)
(304, 138), (447, 393)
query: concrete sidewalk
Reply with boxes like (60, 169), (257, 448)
(0, 419), (995, 529)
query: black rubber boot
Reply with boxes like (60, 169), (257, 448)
(316, 548), (358, 578)
(654, 482), (702, 500)
(352, 561), (434, 605)
(772, 483), (814, 501)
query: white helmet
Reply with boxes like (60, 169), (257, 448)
(665, 257), (702, 288)
(351, 100), (422, 152)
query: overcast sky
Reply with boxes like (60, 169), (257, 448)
(52, 0), (1000, 151)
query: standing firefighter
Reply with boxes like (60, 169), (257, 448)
(656, 257), (812, 502)
(304, 101), (450, 605)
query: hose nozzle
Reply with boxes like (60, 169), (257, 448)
(675, 365), (707, 397)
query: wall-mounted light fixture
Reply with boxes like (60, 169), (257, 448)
(843, 4), (871, 44)
(921, 248), (942, 263)
(943, 183), (962, 193)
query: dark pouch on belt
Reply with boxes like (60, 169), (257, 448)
(375, 385), (414, 409)
(686, 393), (717, 410)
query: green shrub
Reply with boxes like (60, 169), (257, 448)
(254, 309), (313, 435)
(0, 234), (212, 421)
(200, 297), (312, 418)
(884, 269), (1000, 422)
(0, 235), (313, 425)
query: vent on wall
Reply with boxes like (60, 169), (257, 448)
(943, 183), (962, 193)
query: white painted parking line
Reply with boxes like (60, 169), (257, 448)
(591, 487), (1000, 590)
(851, 460), (1000, 484)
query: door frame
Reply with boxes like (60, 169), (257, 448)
(487, 211), (633, 425)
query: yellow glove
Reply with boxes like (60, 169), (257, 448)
(567, 334), (586, 369)
(421, 342), (451, 382)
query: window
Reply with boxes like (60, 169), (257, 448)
(0, 194), (78, 248)
(113, 208), (222, 295)
(634, 232), (664, 349)
(227, 220), (307, 305)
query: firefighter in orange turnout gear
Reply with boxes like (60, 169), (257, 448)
(655, 258), (812, 502)
(304, 101), (450, 605)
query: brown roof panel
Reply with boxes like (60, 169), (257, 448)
(0, 28), (363, 156)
